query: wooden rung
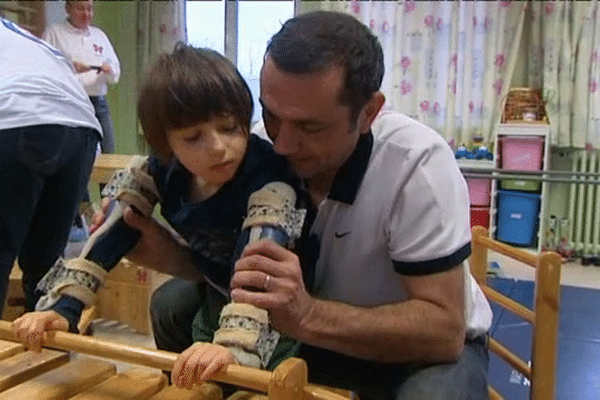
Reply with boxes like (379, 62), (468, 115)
(488, 385), (505, 400)
(70, 369), (167, 399)
(489, 338), (531, 379)
(0, 358), (116, 399)
(472, 234), (538, 268)
(483, 286), (534, 323)
(0, 349), (69, 392)
(149, 382), (223, 400)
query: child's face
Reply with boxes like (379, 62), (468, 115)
(167, 115), (248, 189)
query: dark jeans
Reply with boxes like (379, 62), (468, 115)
(0, 124), (99, 313)
(151, 278), (489, 399)
(89, 95), (114, 154)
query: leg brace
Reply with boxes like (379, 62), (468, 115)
(212, 182), (306, 368)
(36, 156), (160, 311)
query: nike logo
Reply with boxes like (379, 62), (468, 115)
(334, 231), (352, 238)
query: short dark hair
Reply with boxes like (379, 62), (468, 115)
(138, 43), (253, 160)
(265, 11), (384, 123)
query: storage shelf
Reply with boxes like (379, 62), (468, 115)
(490, 124), (550, 252)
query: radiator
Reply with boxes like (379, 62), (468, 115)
(567, 150), (600, 255)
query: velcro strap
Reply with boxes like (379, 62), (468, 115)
(101, 155), (160, 216)
(35, 258), (107, 310)
(242, 182), (306, 243)
(213, 303), (280, 368)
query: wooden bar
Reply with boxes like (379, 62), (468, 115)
(0, 321), (353, 399)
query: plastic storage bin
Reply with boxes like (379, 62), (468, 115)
(499, 135), (544, 192)
(466, 178), (491, 206)
(470, 207), (490, 229)
(495, 190), (541, 247)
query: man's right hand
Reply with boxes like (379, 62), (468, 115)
(72, 60), (91, 73)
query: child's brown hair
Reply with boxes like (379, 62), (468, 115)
(138, 43), (254, 160)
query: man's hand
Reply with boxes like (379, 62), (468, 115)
(72, 60), (91, 73)
(100, 62), (112, 74)
(230, 239), (315, 340)
(12, 311), (69, 353)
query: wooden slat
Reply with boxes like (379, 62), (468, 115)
(0, 340), (24, 360)
(70, 369), (167, 399)
(488, 386), (505, 400)
(0, 349), (69, 392)
(482, 286), (535, 323)
(471, 232), (538, 268)
(0, 358), (116, 399)
(149, 383), (223, 400)
(488, 338), (531, 379)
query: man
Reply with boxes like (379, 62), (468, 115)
(131, 11), (492, 399)
(44, 0), (120, 154)
(0, 18), (101, 314)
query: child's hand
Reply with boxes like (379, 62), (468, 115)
(89, 197), (112, 233)
(12, 311), (69, 353)
(172, 343), (238, 389)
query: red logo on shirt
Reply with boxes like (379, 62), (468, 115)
(93, 44), (103, 54)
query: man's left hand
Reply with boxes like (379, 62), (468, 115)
(230, 239), (315, 339)
(100, 62), (112, 74)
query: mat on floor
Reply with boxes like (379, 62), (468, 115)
(487, 277), (600, 400)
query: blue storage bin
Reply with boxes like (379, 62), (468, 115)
(496, 190), (541, 247)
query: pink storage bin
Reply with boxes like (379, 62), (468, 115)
(499, 136), (544, 171)
(466, 178), (491, 206)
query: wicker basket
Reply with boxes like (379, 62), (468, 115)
(501, 87), (548, 123)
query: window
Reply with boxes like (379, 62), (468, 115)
(186, 0), (294, 125)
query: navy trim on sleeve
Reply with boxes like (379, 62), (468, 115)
(393, 242), (472, 276)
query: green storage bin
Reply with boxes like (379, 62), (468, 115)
(500, 179), (541, 192)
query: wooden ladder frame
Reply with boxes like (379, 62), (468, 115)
(470, 225), (561, 400)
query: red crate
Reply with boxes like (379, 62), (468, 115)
(470, 207), (490, 229)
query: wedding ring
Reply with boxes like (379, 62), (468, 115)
(264, 274), (271, 291)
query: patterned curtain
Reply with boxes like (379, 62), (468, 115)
(136, 0), (186, 152)
(528, 1), (600, 149)
(297, 0), (526, 145)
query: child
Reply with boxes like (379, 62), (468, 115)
(12, 43), (311, 389)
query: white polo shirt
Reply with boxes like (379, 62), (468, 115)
(309, 111), (492, 337)
(0, 18), (101, 135)
(43, 20), (120, 96)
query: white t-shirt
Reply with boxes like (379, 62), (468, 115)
(43, 20), (120, 96)
(0, 18), (101, 134)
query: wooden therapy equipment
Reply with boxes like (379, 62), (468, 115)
(0, 320), (353, 400)
(469, 226), (561, 400)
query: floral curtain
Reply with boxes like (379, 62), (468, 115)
(136, 0), (186, 152)
(298, 0), (526, 145)
(528, 1), (600, 149)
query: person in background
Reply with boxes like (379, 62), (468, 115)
(44, 0), (120, 154)
(0, 17), (101, 315)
